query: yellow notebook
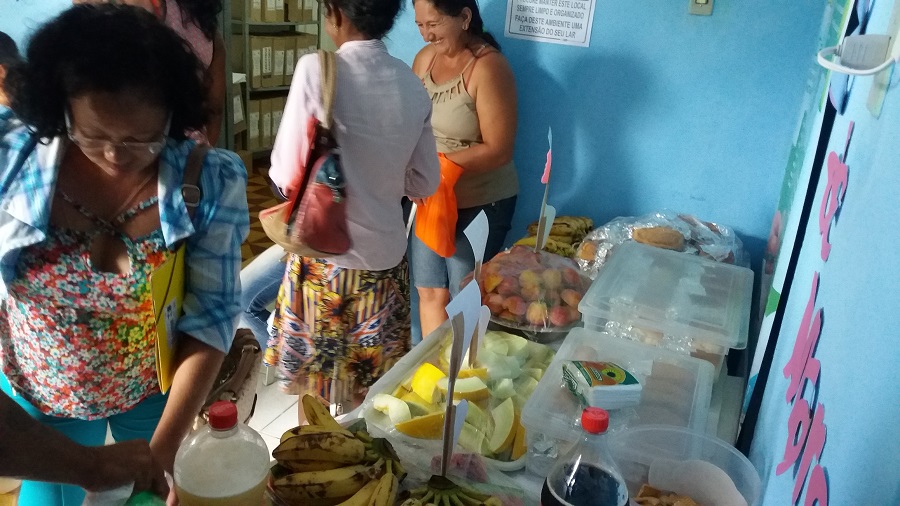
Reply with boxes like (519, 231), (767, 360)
(151, 245), (186, 394)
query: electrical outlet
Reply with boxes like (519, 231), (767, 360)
(690, 0), (714, 16)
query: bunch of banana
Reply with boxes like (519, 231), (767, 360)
(268, 395), (408, 505)
(399, 475), (503, 506)
(516, 215), (594, 258)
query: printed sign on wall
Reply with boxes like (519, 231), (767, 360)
(505, 0), (597, 47)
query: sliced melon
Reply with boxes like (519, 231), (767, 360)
(372, 393), (412, 425)
(436, 376), (490, 402)
(511, 422), (527, 461)
(394, 412), (445, 439)
(410, 363), (446, 404)
(457, 367), (489, 381)
(400, 391), (439, 417)
(458, 423), (489, 455)
(493, 378), (516, 400)
(488, 398), (518, 455)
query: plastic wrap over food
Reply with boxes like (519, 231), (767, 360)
(476, 245), (592, 332)
(575, 210), (747, 279)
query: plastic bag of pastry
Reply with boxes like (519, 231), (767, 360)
(576, 210), (747, 279)
(476, 245), (592, 332)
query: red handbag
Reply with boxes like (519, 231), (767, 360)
(260, 50), (351, 257)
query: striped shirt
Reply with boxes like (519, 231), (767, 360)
(0, 105), (249, 353)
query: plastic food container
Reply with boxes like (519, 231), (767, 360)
(356, 321), (556, 472)
(608, 425), (761, 506)
(579, 241), (753, 375)
(520, 328), (714, 477)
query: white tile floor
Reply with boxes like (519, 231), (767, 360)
(248, 363), (298, 456)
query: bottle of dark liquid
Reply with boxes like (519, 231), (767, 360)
(541, 407), (628, 506)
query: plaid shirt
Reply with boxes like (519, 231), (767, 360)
(0, 106), (249, 353)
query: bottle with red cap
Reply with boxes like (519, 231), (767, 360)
(541, 407), (628, 506)
(173, 401), (269, 506)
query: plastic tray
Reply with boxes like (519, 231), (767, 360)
(520, 328), (715, 477)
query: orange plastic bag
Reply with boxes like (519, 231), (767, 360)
(415, 153), (464, 257)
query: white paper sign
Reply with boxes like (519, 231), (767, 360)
(445, 281), (482, 371)
(505, 0), (597, 47)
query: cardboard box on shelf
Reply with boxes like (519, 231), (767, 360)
(236, 150), (254, 174)
(232, 83), (246, 134)
(231, 34), (245, 73)
(247, 100), (261, 150)
(272, 37), (287, 87)
(261, 37), (277, 88)
(234, 132), (246, 152)
(286, 0), (302, 22)
(249, 37), (264, 88)
(296, 33), (317, 58)
(284, 39), (296, 86)
(263, 0), (279, 22)
(251, 0), (263, 21)
(275, 0), (285, 22)
(303, 0), (318, 22)
(232, 0), (263, 22)
(261, 98), (273, 148)
(272, 96), (286, 140)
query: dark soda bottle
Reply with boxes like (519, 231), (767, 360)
(541, 407), (628, 506)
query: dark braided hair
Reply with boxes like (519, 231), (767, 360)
(173, 0), (222, 40)
(416, 0), (499, 50)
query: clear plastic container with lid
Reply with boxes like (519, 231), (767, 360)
(579, 241), (753, 374)
(173, 401), (270, 506)
(541, 407), (628, 506)
(522, 328), (714, 477)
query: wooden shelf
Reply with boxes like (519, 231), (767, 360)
(249, 86), (291, 93)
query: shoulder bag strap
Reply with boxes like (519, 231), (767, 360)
(318, 50), (337, 130)
(182, 143), (209, 220)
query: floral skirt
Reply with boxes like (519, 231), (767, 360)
(266, 255), (411, 404)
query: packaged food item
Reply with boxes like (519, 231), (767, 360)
(360, 327), (555, 469)
(576, 210), (747, 279)
(562, 360), (642, 410)
(541, 407), (628, 506)
(513, 215), (594, 259)
(476, 245), (591, 332)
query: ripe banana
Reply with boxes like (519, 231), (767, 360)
(272, 459), (385, 503)
(365, 469), (398, 506)
(280, 423), (354, 443)
(281, 459), (346, 473)
(273, 431), (366, 465)
(302, 393), (344, 430)
(335, 479), (380, 506)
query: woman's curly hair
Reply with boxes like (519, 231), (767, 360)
(6, 4), (208, 140)
(173, 0), (223, 40)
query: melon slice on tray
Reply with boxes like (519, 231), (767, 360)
(394, 411), (445, 439)
(410, 363), (446, 404)
(488, 397), (518, 456)
(372, 393), (412, 425)
(400, 391), (439, 417)
(436, 376), (490, 402)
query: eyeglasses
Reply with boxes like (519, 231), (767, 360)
(65, 111), (171, 155)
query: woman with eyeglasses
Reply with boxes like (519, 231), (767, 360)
(0, 5), (249, 505)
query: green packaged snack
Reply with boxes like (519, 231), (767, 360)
(562, 360), (642, 409)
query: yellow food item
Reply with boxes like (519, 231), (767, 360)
(457, 367), (489, 381)
(632, 226), (685, 251)
(399, 391), (439, 417)
(511, 422), (527, 461)
(394, 412), (445, 439)
(410, 363), (446, 404)
(488, 398), (518, 455)
(436, 376), (490, 402)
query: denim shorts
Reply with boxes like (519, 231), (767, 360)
(409, 195), (517, 295)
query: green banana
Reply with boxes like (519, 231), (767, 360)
(273, 431), (366, 464)
(406, 475), (502, 506)
(272, 459), (385, 503)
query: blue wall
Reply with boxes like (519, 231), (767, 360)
(0, 0), (68, 47)
(386, 0), (825, 266)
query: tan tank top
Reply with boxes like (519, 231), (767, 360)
(422, 47), (518, 209)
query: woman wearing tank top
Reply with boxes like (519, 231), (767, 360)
(411, 0), (519, 337)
